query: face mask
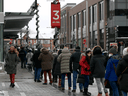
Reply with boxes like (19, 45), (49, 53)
(109, 54), (113, 57)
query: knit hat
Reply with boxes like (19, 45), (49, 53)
(109, 47), (117, 55)
(123, 47), (128, 56)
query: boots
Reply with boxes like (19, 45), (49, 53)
(97, 93), (102, 96)
(83, 88), (91, 96)
(58, 78), (61, 88)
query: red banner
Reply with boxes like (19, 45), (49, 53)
(51, 3), (61, 28)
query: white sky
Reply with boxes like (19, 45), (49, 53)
(4, 0), (84, 39)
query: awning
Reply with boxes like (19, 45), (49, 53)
(4, 12), (34, 39)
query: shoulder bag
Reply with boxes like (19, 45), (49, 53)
(113, 63), (128, 84)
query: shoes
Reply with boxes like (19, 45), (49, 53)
(83, 88), (91, 96)
(37, 80), (42, 82)
(68, 87), (71, 90)
(43, 83), (47, 85)
(72, 90), (76, 92)
(10, 83), (12, 87)
(11, 83), (15, 88)
(34, 79), (36, 82)
(61, 88), (65, 90)
(49, 83), (52, 85)
(80, 90), (83, 92)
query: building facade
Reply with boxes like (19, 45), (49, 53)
(59, 0), (128, 51)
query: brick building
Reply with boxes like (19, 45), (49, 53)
(59, 0), (128, 52)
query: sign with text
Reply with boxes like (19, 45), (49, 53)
(51, 3), (61, 28)
(110, 43), (117, 46)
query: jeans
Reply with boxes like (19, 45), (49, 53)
(83, 75), (89, 88)
(61, 73), (71, 88)
(21, 61), (26, 68)
(109, 81), (119, 96)
(73, 71), (83, 90)
(95, 78), (108, 94)
(35, 68), (41, 80)
(122, 91), (127, 96)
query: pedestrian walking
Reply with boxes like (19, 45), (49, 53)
(19, 47), (27, 68)
(57, 46), (72, 90)
(53, 50), (62, 87)
(79, 50), (92, 96)
(38, 48), (53, 85)
(116, 47), (128, 96)
(26, 48), (33, 71)
(90, 46), (108, 96)
(32, 47), (42, 82)
(70, 46), (83, 92)
(5, 46), (19, 88)
(105, 47), (122, 96)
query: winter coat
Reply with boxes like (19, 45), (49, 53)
(19, 49), (26, 61)
(105, 55), (120, 81)
(90, 54), (106, 78)
(38, 50), (53, 70)
(57, 48), (71, 74)
(116, 54), (128, 92)
(70, 49), (81, 72)
(5, 51), (19, 74)
(26, 52), (33, 64)
(32, 50), (41, 68)
(79, 56), (91, 75)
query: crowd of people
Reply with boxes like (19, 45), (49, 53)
(4, 45), (128, 96)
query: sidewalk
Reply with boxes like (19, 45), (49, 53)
(0, 63), (109, 96)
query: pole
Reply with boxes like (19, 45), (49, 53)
(0, 0), (4, 61)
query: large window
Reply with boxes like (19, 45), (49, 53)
(82, 10), (86, 26)
(73, 15), (76, 31)
(43, 40), (50, 44)
(99, 1), (104, 20)
(89, 7), (91, 24)
(115, 9), (128, 16)
(93, 5), (97, 23)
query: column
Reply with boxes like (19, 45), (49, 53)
(97, 3), (100, 45)
(0, 0), (4, 61)
(104, 0), (107, 50)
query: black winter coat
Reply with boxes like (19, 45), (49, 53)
(53, 55), (61, 75)
(116, 54), (128, 92)
(90, 54), (106, 78)
(19, 49), (26, 61)
(32, 50), (41, 68)
(70, 50), (81, 71)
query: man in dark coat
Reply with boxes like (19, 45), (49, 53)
(19, 47), (27, 68)
(32, 48), (42, 82)
(116, 47), (128, 96)
(5, 46), (19, 88)
(70, 46), (83, 92)
(38, 48), (53, 85)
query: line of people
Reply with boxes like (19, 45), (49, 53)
(4, 45), (128, 96)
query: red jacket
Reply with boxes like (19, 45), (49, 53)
(79, 56), (91, 75)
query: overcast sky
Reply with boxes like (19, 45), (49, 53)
(4, 0), (84, 39)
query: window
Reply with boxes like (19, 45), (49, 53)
(89, 7), (91, 24)
(100, 1), (104, 20)
(79, 12), (81, 27)
(82, 10), (86, 26)
(65, 15), (66, 32)
(93, 5), (97, 23)
(115, 9), (128, 16)
(41, 40), (43, 43)
(43, 40), (50, 44)
(70, 16), (72, 31)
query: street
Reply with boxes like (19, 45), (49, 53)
(0, 63), (109, 96)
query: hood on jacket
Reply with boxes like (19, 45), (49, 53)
(58, 50), (62, 55)
(43, 50), (49, 55)
(93, 46), (102, 55)
(123, 54), (128, 63)
(123, 47), (128, 56)
(62, 48), (69, 53)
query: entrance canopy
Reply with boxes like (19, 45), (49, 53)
(4, 12), (34, 39)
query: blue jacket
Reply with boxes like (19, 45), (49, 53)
(105, 55), (120, 81)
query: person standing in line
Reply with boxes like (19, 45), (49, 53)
(57, 45), (72, 90)
(79, 50), (92, 96)
(116, 47), (128, 96)
(32, 47), (42, 82)
(5, 46), (19, 88)
(38, 48), (53, 85)
(90, 46), (108, 96)
(70, 46), (83, 92)
(19, 47), (27, 68)
(53, 50), (62, 87)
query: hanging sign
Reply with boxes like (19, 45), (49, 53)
(51, 2), (61, 28)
